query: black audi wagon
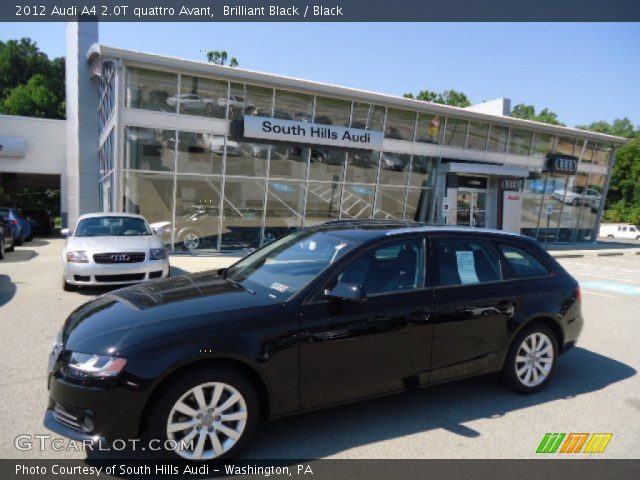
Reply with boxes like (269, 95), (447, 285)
(44, 221), (582, 460)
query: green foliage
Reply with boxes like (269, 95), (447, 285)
(511, 103), (565, 126)
(205, 50), (238, 67)
(576, 117), (637, 139)
(0, 37), (65, 119)
(403, 89), (471, 108)
(1, 74), (63, 118)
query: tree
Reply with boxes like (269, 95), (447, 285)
(1, 74), (62, 118)
(576, 118), (637, 139)
(205, 50), (238, 67)
(0, 37), (65, 119)
(404, 89), (471, 108)
(511, 103), (565, 126)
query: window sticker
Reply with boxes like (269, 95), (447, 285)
(455, 250), (479, 284)
(270, 282), (289, 293)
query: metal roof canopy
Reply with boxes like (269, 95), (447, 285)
(87, 44), (628, 146)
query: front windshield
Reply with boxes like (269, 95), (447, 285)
(74, 216), (152, 237)
(226, 230), (359, 298)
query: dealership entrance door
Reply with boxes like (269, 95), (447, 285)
(456, 190), (487, 227)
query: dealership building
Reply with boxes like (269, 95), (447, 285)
(0, 23), (627, 252)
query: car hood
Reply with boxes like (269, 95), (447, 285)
(61, 271), (282, 355)
(66, 235), (162, 252)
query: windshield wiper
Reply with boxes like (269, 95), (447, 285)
(226, 278), (254, 295)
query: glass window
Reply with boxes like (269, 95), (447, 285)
(74, 216), (151, 237)
(305, 181), (342, 225)
(555, 137), (577, 157)
(434, 238), (502, 286)
(274, 90), (313, 122)
(576, 173), (605, 241)
(226, 230), (359, 299)
(332, 238), (425, 295)
(345, 151), (380, 184)
(230, 83), (272, 119)
(126, 67), (177, 112)
(123, 172), (174, 247)
(406, 188), (430, 222)
(509, 128), (533, 155)
(125, 127), (176, 172)
(221, 178), (266, 250)
(270, 145), (308, 180)
(174, 175), (222, 252)
(579, 140), (593, 163)
(308, 148), (346, 183)
(385, 109), (415, 140)
(531, 133), (554, 157)
(378, 153), (410, 186)
(594, 143), (612, 167)
(341, 184), (375, 219)
(264, 180), (304, 244)
(497, 244), (549, 277)
(466, 122), (489, 150)
(486, 125), (509, 152)
(409, 155), (436, 188)
(176, 132), (223, 175)
(374, 186), (406, 220)
(179, 75), (227, 118)
(350, 102), (384, 131)
(224, 140), (269, 177)
(415, 113), (443, 144)
(313, 96), (351, 127)
(444, 118), (468, 148)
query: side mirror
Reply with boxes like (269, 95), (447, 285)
(217, 267), (227, 278)
(60, 228), (70, 238)
(325, 282), (367, 303)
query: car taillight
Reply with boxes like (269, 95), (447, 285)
(10, 220), (18, 226)
(576, 286), (581, 302)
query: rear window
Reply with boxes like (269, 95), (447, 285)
(434, 238), (502, 286)
(497, 244), (550, 278)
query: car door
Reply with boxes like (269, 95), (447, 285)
(429, 236), (513, 383)
(298, 236), (435, 409)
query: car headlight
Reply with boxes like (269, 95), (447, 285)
(66, 251), (89, 263)
(65, 352), (127, 378)
(149, 248), (167, 260)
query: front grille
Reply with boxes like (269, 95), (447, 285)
(53, 404), (84, 432)
(93, 252), (146, 264)
(73, 275), (90, 282)
(95, 273), (145, 283)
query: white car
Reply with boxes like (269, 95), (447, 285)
(166, 93), (217, 116)
(216, 95), (254, 113)
(61, 213), (170, 291)
(599, 223), (640, 240)
(552, 187), (601, 206)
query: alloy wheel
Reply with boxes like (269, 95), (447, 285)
(182, 233), (200, 251)
(166, 382), (248, 460)
(514, 332), (554, 388)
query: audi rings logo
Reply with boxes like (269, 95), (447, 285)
(113, 254), (130, 262)
(547, 154), (579, 175)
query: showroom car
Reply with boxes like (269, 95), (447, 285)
(44, 221), (582, 461)
(0, 216), (16, 259)
(551, 186), (601, 206)
(61, 213), (170, 291)
(0, 207), (33, 244)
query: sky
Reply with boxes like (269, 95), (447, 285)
(1, 22), (639, 128)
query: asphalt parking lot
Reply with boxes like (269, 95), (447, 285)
(0, 238), (638, 459)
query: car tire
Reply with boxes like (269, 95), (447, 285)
(572, 198), (580, 206)
(26, 234), (33, 242)
(15, 235), (23, 246)
(0, 238), (4, 260)
(144, 367), (260, 461)
(6, 240), (14, 252)
(607, 235), (615, 238)
(62, 277), (77, 292)
(179, 230), (202, 251)
(502, 324), (558, 394)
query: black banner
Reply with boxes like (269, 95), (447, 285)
(2, 459), (640, 480)
(2, 0), (640, 22)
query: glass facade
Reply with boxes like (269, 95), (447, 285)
(102, 64), (618, 252)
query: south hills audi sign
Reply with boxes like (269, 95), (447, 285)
(243, 115), (384, 150)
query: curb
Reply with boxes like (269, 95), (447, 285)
(550, 249), (640, 259)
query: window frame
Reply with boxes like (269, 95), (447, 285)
(303, 234), (429, 305)
(428, 235), (505, 289)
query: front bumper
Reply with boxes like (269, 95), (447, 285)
(63, 259), (169, 286)
(45, 370), (147, 442)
